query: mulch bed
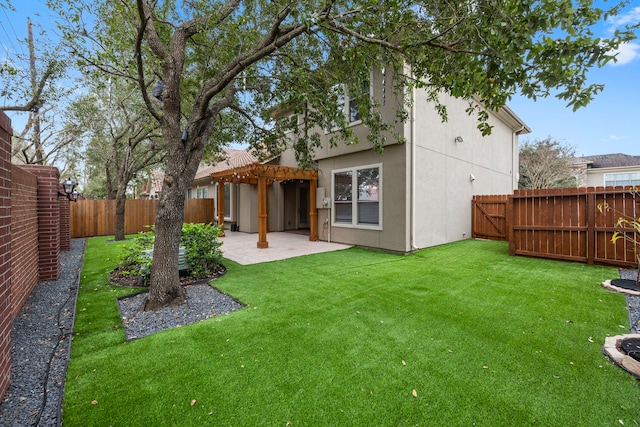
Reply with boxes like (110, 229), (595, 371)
(109, 264), (227, 288)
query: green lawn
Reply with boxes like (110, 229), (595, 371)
(63, 237), (640, 426)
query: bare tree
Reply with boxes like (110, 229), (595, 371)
(519, 138), (578, 189)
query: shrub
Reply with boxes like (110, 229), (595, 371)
(117, 230), (155, 278)
(180, 223), (224, 279)
(115, 223), (224, 282)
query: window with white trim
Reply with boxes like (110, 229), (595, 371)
(604, 172), (640, 187)
(196, 187), (208, 198)
(332, 164), (381, 229)
(331, 79), (371, 127)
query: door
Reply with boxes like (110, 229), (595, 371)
(297, 183), (309, 229)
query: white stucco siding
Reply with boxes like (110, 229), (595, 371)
(411, 90), (519, 248)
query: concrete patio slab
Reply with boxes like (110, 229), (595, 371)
(220, 231), (352, 265)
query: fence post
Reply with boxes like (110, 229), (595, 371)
(586, 188), (595, 265)
(507, 192), (515, 255)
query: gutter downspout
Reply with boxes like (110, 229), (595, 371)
(410, 84), (418, 251)
(513, 125), (526, 189)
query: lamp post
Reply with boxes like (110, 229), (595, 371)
(60, 178), (79, 202)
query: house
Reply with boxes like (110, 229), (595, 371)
(204, 68), (530, 252)
(572, 153), (640, 188)
(139, 169), (164, 199)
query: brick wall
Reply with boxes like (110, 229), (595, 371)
(21, 165), (61, 281)
(10, 165), (39, 317)
(0, 111), (12, 400)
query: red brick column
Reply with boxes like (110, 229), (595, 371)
(22, 165), (61, 281)
(59, 196), (70, 251)
(0, 111), (12, 400)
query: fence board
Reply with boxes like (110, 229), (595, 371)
(474, 186), (639, 268)
(70, 198), (215, 238)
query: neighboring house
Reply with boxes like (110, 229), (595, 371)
(139, 168), (164, 199)
(573, 153), (640, 188)
(205, 68), (530, 252)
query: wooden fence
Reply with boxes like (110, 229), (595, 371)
(70, 198), (215, 238)
(472, 195), (510, 241)
(472, 187), (639, 268)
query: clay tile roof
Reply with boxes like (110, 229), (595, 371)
(573, 153), (640, 169)
(193, 148), (259, 180)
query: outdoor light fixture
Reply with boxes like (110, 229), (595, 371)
(59, 178), (79, 202)
(152, 80), (163, 101)
(469, 174), (476, 182)
(454, 136), (464, 143)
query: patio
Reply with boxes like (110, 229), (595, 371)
(219, 231), (352, 265)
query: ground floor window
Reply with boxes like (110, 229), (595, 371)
(196, 187), (208, 198)
(332, 164), (381, 229)
(604, 172), (640, 187)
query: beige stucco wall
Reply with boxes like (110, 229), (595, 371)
(585, 166), (640, 187)
(316, 144), (408, 252)
(411, 90), (519, 249)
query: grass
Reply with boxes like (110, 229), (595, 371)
(63, 237), (640, 426)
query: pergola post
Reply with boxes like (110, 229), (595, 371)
(217, 182), (225, 236)
(309, 177), (318, 241)
(257, 175), (268, 248)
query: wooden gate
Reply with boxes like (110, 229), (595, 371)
(472, 195), (509, 241)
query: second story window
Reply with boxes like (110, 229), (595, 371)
(332, 79), (371, 126)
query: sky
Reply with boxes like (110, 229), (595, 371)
(1, 0), (639, 157)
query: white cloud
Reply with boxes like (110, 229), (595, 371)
(609, 135), (621, 141)
(608, 42), (640, 66)
(607, 6), (640, 28)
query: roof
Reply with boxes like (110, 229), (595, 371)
(193, 148), (259, 181)
(573, 153), (640, 169)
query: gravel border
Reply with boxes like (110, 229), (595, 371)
(0, 238), (86, 427)
(117, 284), (244, 341)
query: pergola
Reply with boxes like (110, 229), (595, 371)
(210, 163), (319, 248)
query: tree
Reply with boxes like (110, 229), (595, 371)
(52, 0), (636, 310)
(0, 12), (78, 169)
(518, 138), (578, 189)
(69, 76), (164, 240)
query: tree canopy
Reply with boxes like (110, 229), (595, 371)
(518, 137), (578, 189)
(47, 0), (637, 309)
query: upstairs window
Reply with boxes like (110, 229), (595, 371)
(331, 79), (371, 127)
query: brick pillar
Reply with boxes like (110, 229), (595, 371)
(59, 197), (70, 251)
(0, 111), (12, 400)
(22, 165), (61, 281)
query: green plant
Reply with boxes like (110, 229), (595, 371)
(597, 186), (640, 285)
(180, 223), (224, 279)
(117, 229), (155, 277)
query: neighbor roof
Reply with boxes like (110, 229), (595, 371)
(573, 153), (640, 169)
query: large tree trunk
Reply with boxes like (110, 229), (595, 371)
(143, 133), (206, 310)
(143, 177), (186, 310)
(114, 184), (127, 241)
